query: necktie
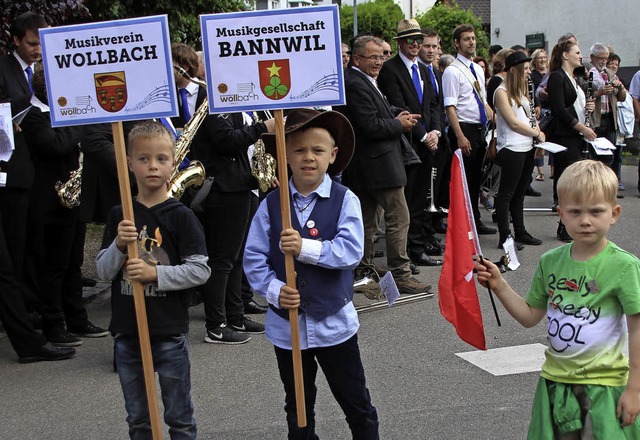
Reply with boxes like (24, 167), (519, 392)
(428, 64), (439, 100)
(469, 63), (487, 125)
(600, 71), (610, 113)
(179, 88), (191, 122)
(25, 65), (33, 93)
(411, 64), (423, 105)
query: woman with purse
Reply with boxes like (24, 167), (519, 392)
(546, 40), (596, 241)
(493, 51), (545, 249)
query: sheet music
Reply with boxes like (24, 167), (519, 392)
(536, 141), (567, 153)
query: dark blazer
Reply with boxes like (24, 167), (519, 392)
(547, 69), (581, 137)
(339, 67), (407, 191)
(0, 54), (35, 189)
(378, 56), (440, 159)
(175, 86), (263, 193)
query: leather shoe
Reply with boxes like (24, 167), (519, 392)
(410, 252), (443, 266)
(476, 223), (497, 235)
(515, 232), (543, 246)
(424, 242), (443, 256)
(244, 299), (268, 314)
(525, 186), (542, 197)
(18, 343), (75, 364)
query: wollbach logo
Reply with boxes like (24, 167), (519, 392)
(258, 59), (290, 100)
(94, 71), (128, 112)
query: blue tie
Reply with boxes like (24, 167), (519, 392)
(469, 63), (487, 125)
(179, 88), (191, 122)
(428, 64), (438, 100)
(25, 66), (33, 93)
(411, 64), (423, 105)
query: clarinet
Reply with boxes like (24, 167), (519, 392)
(527, 76), (538, 146)
(582, 71), (593, 158)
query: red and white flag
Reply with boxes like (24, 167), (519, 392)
(438, 150), (486, 350)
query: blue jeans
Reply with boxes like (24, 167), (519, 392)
(114, 334), (196, 440)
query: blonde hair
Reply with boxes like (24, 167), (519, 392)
(557, 160), (618, 206)
(505, 61), (528, 108)
(127, 121), (176, 156)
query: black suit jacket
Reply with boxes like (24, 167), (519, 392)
(0, 54), (35, 189)
(339, 67), (407, 191)
(547, 69), (581, 138)
(378, 56), (440, 160)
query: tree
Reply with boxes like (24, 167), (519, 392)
(339, 0), (404, 45)
(84, 0), (247, 48)
(415, 3), (489, 58)
(1, 0), (91, 55)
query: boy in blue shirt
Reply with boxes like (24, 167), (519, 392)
(96, 122), (210, 439)
(243, 109), (379, 439)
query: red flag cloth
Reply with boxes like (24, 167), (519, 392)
(438, 150), (486, 350)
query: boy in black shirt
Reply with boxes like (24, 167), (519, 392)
(96, 122), (210, 439)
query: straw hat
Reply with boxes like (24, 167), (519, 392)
(393, 19), (427, 40)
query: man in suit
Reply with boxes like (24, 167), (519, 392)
(341, 35), (431, 295)
(171, 43), (273, 344)
(0, 12), (76, 362)
(442, 24), (496, 235)
(418, 29), (450, 232)
(378, 20), (443, 267)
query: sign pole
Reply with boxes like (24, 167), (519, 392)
(274, 110), (307, 428)
(112, 121), (163, 440)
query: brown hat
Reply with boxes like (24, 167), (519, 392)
(393, 19), (426, 40)
(262, 108), (355, 176)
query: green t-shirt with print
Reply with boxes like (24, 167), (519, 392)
(526, 241), (640, 386)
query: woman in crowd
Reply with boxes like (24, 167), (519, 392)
(530, 48), (549, 181)
(493, 51), (545, 249)
(487, 48), (514, 110)
(546, 40), (596, 241)
(473, 56), (490, 88)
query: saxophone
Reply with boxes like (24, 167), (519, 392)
(251, 110), (276, 193)
(167, 65), (208, 200)
(55, 153), (83, 208)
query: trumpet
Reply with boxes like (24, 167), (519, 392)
(167, 65), (208, 200)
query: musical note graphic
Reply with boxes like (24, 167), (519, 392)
(126, 84), (172, 112)
(290, 72), (339, 100)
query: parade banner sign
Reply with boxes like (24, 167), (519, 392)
(201, 5), (345, 113)
(40, 15), (178, 127)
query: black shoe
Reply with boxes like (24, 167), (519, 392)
(47, 331), (83, 347)
(230, 316), (265, 334)
(498, 234), (524, 251)
(81, 277), (97, 287)
(557, 223), (572, 242)
(409, 263), (421, 275)
(515, 232), (543, 246)
(476, 223), (497, 235)
(410, 252), (443, 266)
(205, 324), (251, 345)
(525, 186), (542, 197)
(244, 299), (268, 314)
(18, 343), (76, 364)
(424, 242), (443, 256)
(68, 321), (109, 338)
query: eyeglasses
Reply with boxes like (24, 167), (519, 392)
(405, 37), (424, 45)
(383, 50), (393, 56)
(593, 55), (608, 62)
(356, 54), (385, 62)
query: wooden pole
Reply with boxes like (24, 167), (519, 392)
(111, 121), (163, 439)
(273, 110), (307, 428)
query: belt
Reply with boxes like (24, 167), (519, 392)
(459, 122), (484, 129)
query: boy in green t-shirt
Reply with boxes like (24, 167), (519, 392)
(476, 160), (640, 438)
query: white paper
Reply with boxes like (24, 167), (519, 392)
(536, 141), (567, 153)
(11, 105), (32, 124)
(590, 145), (614, 156)
(0, 103), (15, 162)
(587, 137), (616, 150)
(379, 271), (400, 306)
(502, 236), (520, 271)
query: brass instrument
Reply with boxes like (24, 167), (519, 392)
(251, 110), (277, 193)
(426, 167), (438, 212)
(167, 65), (208, 200)
(55, 153), (83, 208)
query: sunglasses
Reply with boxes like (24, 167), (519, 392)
(405, 37), (424, 45)
(383, 50), (393, 56)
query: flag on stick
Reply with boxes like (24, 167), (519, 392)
(438, 150), (486, 350)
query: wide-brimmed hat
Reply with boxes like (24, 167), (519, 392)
(393, 19), (427, 40)
(262, 108), (355, 176)
(505, 51), (532, 70)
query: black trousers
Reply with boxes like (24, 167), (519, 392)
(241, 192), (259, 305)
(201, 189), (252, 330)
(495, 148), (535, 237)
(0, 188), (46, 356)
(405, 153), (435, 255)
(274, 334), (379, 440)
(449, 123), (486, 224)
(550, 134), (583, 204)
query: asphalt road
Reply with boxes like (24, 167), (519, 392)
(1, 164), (638, 440)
